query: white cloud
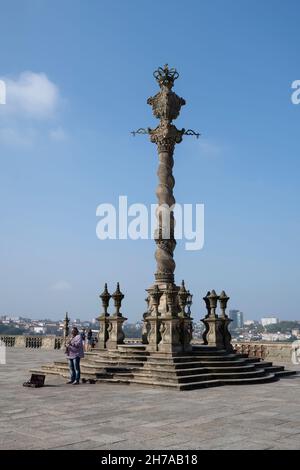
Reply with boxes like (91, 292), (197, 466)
(50, 281), (72, 292)
(3, 71), (60, 119)
(0, 71), (66, 148)
(49, 127), (67, 142)
(0, 127), (37, 148)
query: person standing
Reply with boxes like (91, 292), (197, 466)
(86, 328), (93, 352)
(81, 328), (86, 351)
(65, 327), (84, 385)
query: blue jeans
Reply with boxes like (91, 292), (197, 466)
(69, 356), (81, 383)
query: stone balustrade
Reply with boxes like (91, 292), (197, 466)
(233, 341), (293, 363)
(0, 335), (295, 363)
(0, 335), (64, 350)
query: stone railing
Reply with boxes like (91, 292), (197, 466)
(0, 335), (64, 350)
(0, 335), (294, 363)
(233, 341), (293, 363)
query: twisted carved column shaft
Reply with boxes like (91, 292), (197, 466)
(154, 143), (176, 283)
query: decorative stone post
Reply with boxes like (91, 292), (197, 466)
(219, 290), (233, 352)
(63, 312), (70, 342)
(202, 292), (211, 344)
(178, 281), (193, 352)
(201, 290), (224, 349)
(107, 283), (127, 350)
(96, 283), (111, 349)
(132, 65), (199, 354)
(142, 295), (151, 345)
(145, 285), (163, 352)
(201, 289), (233, 351)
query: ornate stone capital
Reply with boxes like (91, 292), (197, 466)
(149, 123), (185, 152)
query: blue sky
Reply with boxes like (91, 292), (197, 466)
(0, 0), (299, 322)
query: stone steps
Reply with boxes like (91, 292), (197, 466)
(32, 367), (278, 389)
(94, 375), (224, 390)
(40, 360), (296, 383)
(140, 364), (258, 375)
(149, 354), (239, 362)
(249, 361), (273, 368)
(30, 347), (296, 391)
(83, 357), (251, 370)
(88, 354), (240, 363)
(127, 369), (269, 383)
(218, 373), (278, 386)
(93, 355), (147, 362)
(85, 359), (145, 367)
(272, 369), (297, 378)
(93, 372), (278, 389)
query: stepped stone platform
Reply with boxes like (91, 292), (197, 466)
(31, 344), (296, 390)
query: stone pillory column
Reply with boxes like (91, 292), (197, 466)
(147, 66), (185, 286)
(132, 65), (199, 354)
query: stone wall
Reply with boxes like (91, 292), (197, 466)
(233, 342), (293, 363)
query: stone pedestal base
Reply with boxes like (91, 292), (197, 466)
(97, 315), (110, 349)
(145, 316), (161, 352)
(179, 317), (193, 352)
(201, 316), (234, 351)
(157, 317), (182, 353)
(106, 316), (127, 350)
(222, 317), (234, 352)
(201, 316), (225, 349)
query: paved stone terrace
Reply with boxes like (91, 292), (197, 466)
(1, 348), (300, 450)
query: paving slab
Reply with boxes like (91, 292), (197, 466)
(1, 348), (300, 450)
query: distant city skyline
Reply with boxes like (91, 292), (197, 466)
(1, 1), (300, 321)
(0, 311), (288, 324)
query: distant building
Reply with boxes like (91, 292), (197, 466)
(261, 317), (279, 327)
(229, 310), (244, 329)
(261, 332), (291, 342)
(244, 320), (255, 326)
(33, 326), (46, 334)
(135, 321), (143, 330)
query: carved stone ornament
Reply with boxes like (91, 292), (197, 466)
(147, 91), (185, 122)
(99, 283), (111, 317)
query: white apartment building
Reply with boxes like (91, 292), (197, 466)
(261, 317), (279, 327)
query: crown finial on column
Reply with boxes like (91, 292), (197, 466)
(153, 64), (179, 89)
